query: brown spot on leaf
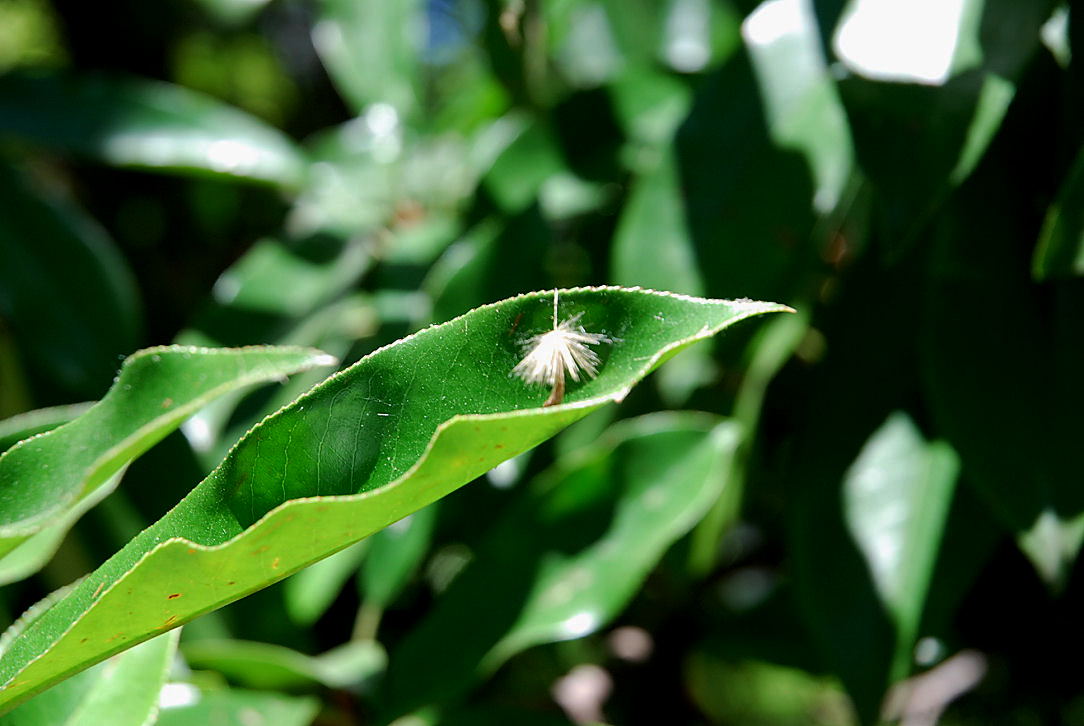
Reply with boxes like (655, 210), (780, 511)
(167, 593), (182, 600)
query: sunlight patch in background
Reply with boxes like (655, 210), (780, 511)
(833, 0), (978, 85)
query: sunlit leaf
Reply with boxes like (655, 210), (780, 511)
(0, 347), (335, 584)
(0, 288), (787, 712)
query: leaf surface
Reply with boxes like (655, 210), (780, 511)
(0, 631), (177, 726)
(0, 287), (787, 712)
(0, 346), (335, 583)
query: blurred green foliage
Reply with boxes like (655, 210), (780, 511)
(1, 0), (1083, 723)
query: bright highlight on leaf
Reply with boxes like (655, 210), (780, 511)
(512, 290), (609, 406)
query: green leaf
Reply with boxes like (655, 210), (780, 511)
(0, 165), (141, 398)
(0, 631), (178, 726)
(380, 412), (743, 718)
(0, 403), (92, 453)
(743, 0), (853, 215)
(0, 72), (307, 188)
(1033, 144), (1084, 279)
(283, 540), (368, 627)
(923, 167), (1084, 587)
(0, 346), (335, 584)
(156, 687), (318, 726)
(182, 638), (385, 691)
(675, 47), (822, 302)
(482, 120), (566, 215)
(835, 0), (1054, 246)
(0, 288), (788, 712)
(358, 502), (438, 609)
(312, 0), (422, 116)
(842, 412), (959, 679)
(611, 152), (704, 296)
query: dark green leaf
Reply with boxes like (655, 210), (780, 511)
(0, 165), (141, 398)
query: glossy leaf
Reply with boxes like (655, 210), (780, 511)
(0, 165), (141, 398)
(0, 346), (335, 583)
(182, 639), (385, 690)
(743, 0), (853, 215)
(0, 72), (307, 187)
(0, 288), (788, 712)
(380, 413), (743, 718)
(842, 412), (959, 679)
(0, 631), (178, 726)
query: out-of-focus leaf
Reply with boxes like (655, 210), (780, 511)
(312, 0), (422, 116)
(609, 70), (692, 153)
(0, 288), (789, 712)
(611, 150), (709, 405)
(0, 347), (335, 583)
(191, 0), (272, 25)
(657, 0), (743, 73)
(688, 308), (810, 575)
(156, 687), (318, 726)
(0, 403), (92, 453)
(1034, 144), (1084, 279)
(923, 163), (1084, 588)
(782, 252), (924, 722)
(482, 120), (566, 214)
(743, 0), (853, 216)
(835, 0), (1054, 247)
(0, 165), (141, 398)
(424, 216), (549, 323)
(202, 237), (371, 319)
(685, 653), (853, 726)
(0, 72), (307, 187)
(284, 540), (368, 627)
(842, 412), (959, 679)
(839, 71), (1014, 246)
(182, 639), (385, 690)
(1040, 4), (1071, 67)
(380, 413), (743, 718)
(675, 48), (818, 302)
(359, 503), (438, 610)
(611, 152), (703, 296)
(0, 631), (178, 726)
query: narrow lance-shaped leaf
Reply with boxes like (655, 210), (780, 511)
(0, 287), (789, 712)
(0, 346), (336, 584)
(843, 412), (959, 680)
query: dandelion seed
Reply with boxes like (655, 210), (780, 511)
(512, 290), (608, 406)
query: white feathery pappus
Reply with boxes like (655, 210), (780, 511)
(512, 290), (610, 406)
